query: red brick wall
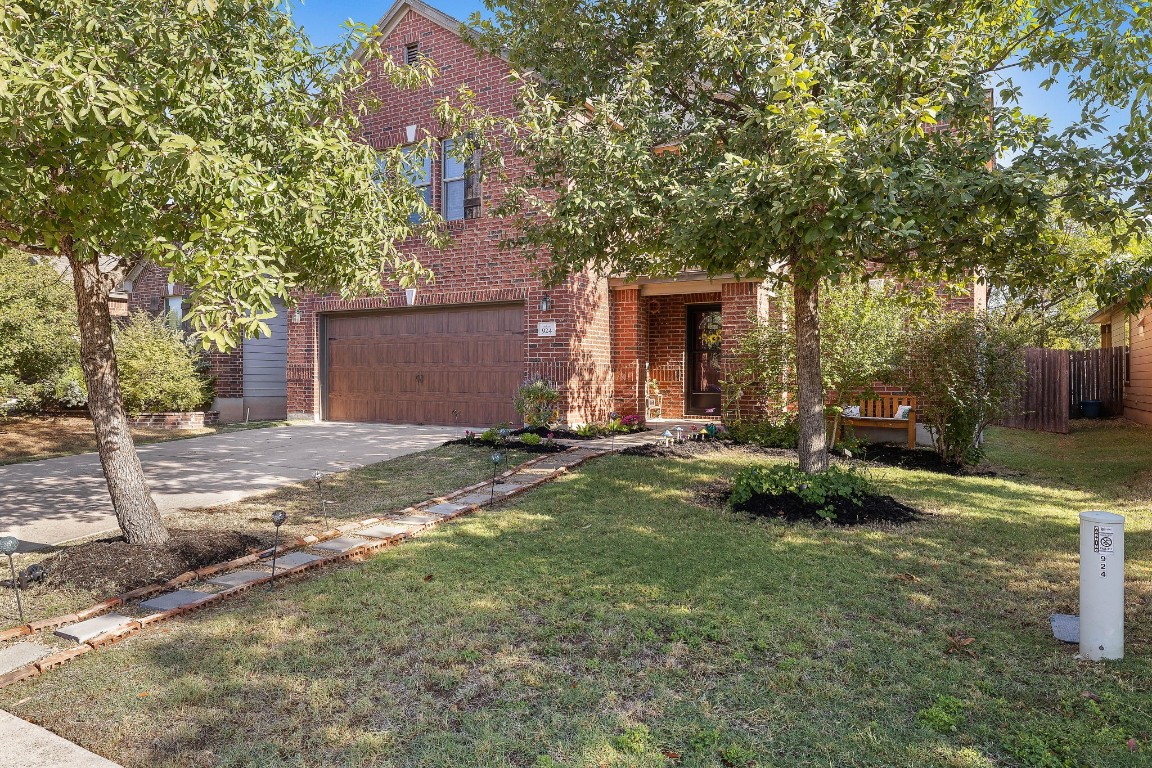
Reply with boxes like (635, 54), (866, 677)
(288, 8), (613, 424)
(610, 288), (648, 417)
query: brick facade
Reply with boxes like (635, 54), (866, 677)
(284, 4), (614, 424)
(123, 0), (985, 427)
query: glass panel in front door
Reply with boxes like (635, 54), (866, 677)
(687, 306), (722, 414)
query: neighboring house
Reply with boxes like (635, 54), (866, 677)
(125, 0), (984, 428)
(1088, 300), (1152, 425)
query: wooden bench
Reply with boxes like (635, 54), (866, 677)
(835, 395), (918, 448)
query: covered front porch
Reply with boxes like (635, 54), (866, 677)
(609, 273), (773, 421)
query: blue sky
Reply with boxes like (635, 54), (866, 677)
(290, 0), (1088, 136)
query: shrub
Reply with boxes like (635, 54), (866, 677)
(730, 463), (875, 520)
(479, 423), (513, 444)
(52, 364), (89, 408)
(115, 312), (213, 414)
(0, 249), (80, 411)
(574, 423), (603, 438)
(514, 380), (560, 427)
(725, 415), (799, 448)
(894, 312), (1027, 465)
(519, 432), (542, 445)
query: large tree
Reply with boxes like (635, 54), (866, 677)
(476, 0), (1150, 472)
(0, 0), (450, 543)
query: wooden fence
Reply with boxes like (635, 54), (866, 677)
(1070, 347), (1127, 417)
(1000, 348), (1070, 433)
(999, 346), (1128, 434)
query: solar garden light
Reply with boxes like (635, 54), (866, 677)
(313, 471), (328, 529)
(0, 535), (24, 624)
(498, 427), (510, 445)
(490, 451), (504, 502)
(609, 411), (619, 450)
(269, 510), (287, 590)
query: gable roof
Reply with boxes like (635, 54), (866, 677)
(348, 0), (488, 68)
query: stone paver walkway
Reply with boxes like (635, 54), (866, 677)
(2, 446), (605, 689)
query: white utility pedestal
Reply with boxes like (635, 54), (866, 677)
(1079, 510), (1125, 660)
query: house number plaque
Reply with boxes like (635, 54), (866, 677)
(537, 321), (557, 337)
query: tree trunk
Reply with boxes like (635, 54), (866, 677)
(69, 255), (170, 545)
(793, 281), (829, 473)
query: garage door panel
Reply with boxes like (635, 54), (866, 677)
(326, 304), (524, 425)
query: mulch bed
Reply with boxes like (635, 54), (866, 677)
(732, 490), (922, 525)
(443, 439), (568, 454)
(515, 426), (650, 441)
(39, 529), (265, 593)
(855, 443), (964, 474)
(694, 480), (921, 526)
(622, 440), (792, 459)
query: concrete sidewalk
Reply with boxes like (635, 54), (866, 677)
(0, 422), (472, 550)
(0, 708), (123, 767)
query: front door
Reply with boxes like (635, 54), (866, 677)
(686, 304), (722, 415)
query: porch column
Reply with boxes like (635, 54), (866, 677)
(610, 287), (648, 418)
(720, 281), (771, 421)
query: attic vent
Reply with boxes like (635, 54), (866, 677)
(404, 42), (421, 65)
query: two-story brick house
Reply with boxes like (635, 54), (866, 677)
(123, 0), (980, 428)
(125, 0), (773, 426)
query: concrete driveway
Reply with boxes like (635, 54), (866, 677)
(0, 422), (471, 550)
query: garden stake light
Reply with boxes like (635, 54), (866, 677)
(0, 535), (24, 624)
(490, 451), (504, 503)
(609, 411), (619, 450)
(313, 471), (327, 529)
(269, 510), (287, 590)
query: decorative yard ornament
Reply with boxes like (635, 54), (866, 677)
(0, 535), (24, 624)
(608, 412), (620, 450)
(490, 451), (504, 502)
(269, 510), (288, 590)
(674, 426), (685, 443)
(662, 429), (673, 447)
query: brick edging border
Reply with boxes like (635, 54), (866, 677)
(0, 447), (607, 689)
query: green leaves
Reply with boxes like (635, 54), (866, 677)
(0, 0), (470, 351)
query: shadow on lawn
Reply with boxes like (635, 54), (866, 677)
(12, 453), (1150, 767)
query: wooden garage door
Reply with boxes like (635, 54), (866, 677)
(325, 304), (524, 425)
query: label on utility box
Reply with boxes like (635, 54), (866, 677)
(537, 321), (557, 337)
(1094, 525), (1115, 554)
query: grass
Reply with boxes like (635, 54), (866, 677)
(0, 415), (289, 465)
(1, 424), (1150, 767)
(0, 444), (530, 631)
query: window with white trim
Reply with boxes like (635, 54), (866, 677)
(442, 138), (481, 221)
(400, 146), (432, 224)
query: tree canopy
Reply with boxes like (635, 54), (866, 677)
(476, 0), (1151, 470)
(0, 0), (465, 542)
(0, 0), (449, 348)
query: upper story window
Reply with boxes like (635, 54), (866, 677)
(404, 42), (421, 65)
(400, 146), (432, 224)
(442, 139), (481, 221)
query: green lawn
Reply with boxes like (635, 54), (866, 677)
(2, 424), (1149, 767)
